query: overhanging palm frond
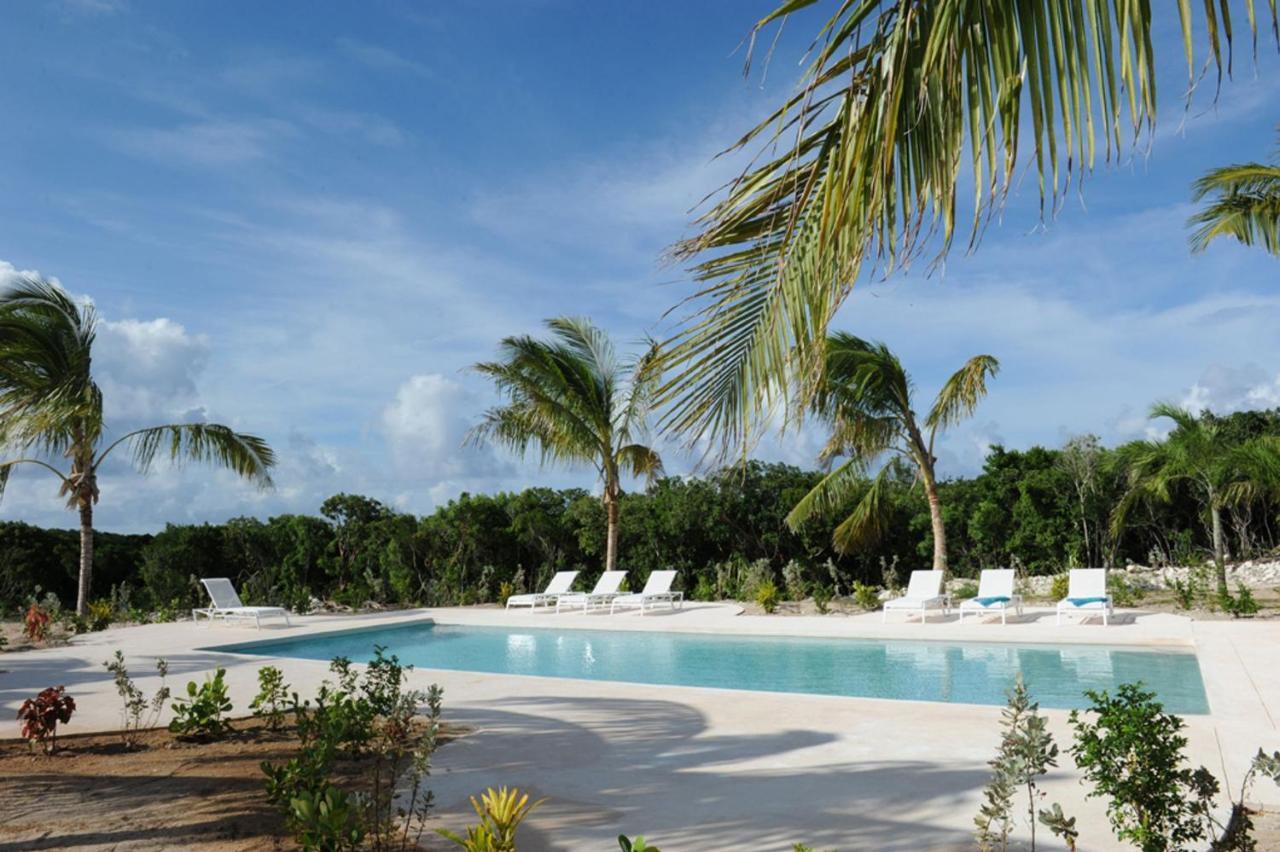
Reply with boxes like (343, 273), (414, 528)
(659, 0), (1276, 451)
(100, 423), (275, 487)
(1189, 162), (1280, 255)
(925, 355), (1000, 432)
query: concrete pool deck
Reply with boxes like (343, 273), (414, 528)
(2, 604), (1278, 850)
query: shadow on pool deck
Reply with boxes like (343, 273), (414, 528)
(429, 694), (985, 851)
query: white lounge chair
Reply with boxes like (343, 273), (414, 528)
(193, 577), (291, 629)
(958, 569), (1023, 624)
(881, 570), (950, 622)
(556, 570), (627, 613)
(505, 570), (579, 610)
(1056, 569), (1113, 625)
(610, 570), (683, 614)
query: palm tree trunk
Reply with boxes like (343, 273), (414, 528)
(924, 478), (948, 574)
(604, 496), (619, 573)
(76, 500), (94, 616)
(1212, 504), (1228, 595)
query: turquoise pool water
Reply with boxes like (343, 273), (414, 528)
(209, 621), (1210, 714)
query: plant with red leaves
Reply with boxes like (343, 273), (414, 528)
(17, 686), (76, 754)
(23, 602), (51, 643)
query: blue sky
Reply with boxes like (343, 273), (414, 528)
(2, 1), (1279, 533)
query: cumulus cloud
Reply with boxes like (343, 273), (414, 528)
(1180, 363), (1280, 414)
(96, 318), (210, 422)
(382, 373), (508, 481)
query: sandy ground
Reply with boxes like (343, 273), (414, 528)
(0, 714), (459, 851)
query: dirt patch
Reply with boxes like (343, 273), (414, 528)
(0, 715), (455, 851)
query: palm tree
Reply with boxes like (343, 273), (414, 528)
(657, 1), (1276, 450)
(0, 277), (276, 615)
(1189, 135), (1280, 256)
(1112, 404), (1280, 595)
(470, 318), (662, 573)
(785, 334), (998, 573)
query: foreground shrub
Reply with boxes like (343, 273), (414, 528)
(250, 665), (291, 730)
(438, 786), (544, 851)
(104, 650), (169, 748)
(86, 598), (114, 631)
(1070, 683), (1218, 850)
(618, 836), (661, 851)
(974, 676), (1075, 851)
(811, 584), (832, 614)
(17, 685), (75, 754)
(169, 667), (234, 739)
(1219, 584), (1260, 618)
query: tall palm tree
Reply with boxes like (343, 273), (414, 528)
(0, 277), (276, 615)
(657, 1), (1276, 451)
(1189, 135), (1280, 256)
(1112, 404), (1280, 595)
(470, 318), (662, 573)
(785, 334), (998, 573)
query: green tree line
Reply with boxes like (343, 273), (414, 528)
(5, 407), (1280, 615)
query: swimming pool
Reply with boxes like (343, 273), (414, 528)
(209, 621), (1210, 714)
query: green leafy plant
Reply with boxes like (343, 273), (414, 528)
(692, 574), (717, 602)
(169, 667), (234, 740)
(974, 676), (1073, 851)
(952, 581), (979, 600)
(1049, 573), (1070, 601)
(1070, 683), (1218, 851)
(104, 650), (169, 748)
(1169, 575), (1199, 610)
(754, 579), (780, 613)
(1219, 584), (1260, 618)
(497, 581), (515, 606)
(16, 685), (75, 754)
(438, 786), (545, 852)
(86, 598), (113, 631)
(250, 666), (291, 730)
(1109, 574), (1144, 607)
(619, 836), (661, 852)
(811, 584), (832, 614)
(851, 581), (881, 611)
(782, 559), (808, 601)
(290, 784), (364, 851)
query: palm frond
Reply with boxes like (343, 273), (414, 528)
(925, 355), (1000, 432)
(659, 0), (1275, 451)
(831, 466), (894, 553)
(617, 443), (663, 482)
(104, 423), (275, 487)
(1188, 162), (1280, 254)
(784, 456), (867, 531)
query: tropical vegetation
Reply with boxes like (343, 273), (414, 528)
(0, 277), (276, 614)
(470, 317), (662, 574)
(4, 407), (1279, 618)
(785, 334), (997, 572)
(1190, 131), (1280, 256)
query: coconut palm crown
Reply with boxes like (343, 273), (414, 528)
(786, 333), (998, 573)
(1190, 133), (1280, 256)
(470, 317), (663, 574)
(0, 276), (275, 615)
(657, 1), (1277, 453)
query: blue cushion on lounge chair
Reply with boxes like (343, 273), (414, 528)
(974, 595), (1011, 607)
(1067, 596), (1109, 606)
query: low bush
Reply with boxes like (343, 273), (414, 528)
(851, 581), (881, 611)
(104, 650), (169, 748)
(692, 574), (716, 602)
(23, 601), (51, 642)
(782, 560), (808, 601)
(952, 582), (979, 601)
(250, 666), (291, 730)
(1169, 575), (1199, 610)
(1220, 584), (1260, 618)
(86, 598), (114, 631)
(1049, 573), (1069, 601)
(1108, 574), (1144, 607)
(17, 685), (76, 754)
(169, 667), (234, 740)
(1069, 683), (1218, 850)
(811, 584), (832, 614)
(438, 787), (544, 851)
(497, 581), (515, 606)
(754, 580), (779, 613)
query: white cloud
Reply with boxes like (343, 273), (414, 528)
(110, 119), (292, 166)
(96, 317), (211, 422)
(1180, 364), (1280, 413)
(381, 373), (511, 487)
(335, 38), (431, 77)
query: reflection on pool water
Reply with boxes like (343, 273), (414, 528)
(208, 621), (1210, 714)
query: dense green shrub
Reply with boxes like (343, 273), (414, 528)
(851, 582), (881, 611)
(754, 580), (780, 613)
(1049, 573), (1070, 601)
(169, 668), (234, 740)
